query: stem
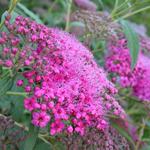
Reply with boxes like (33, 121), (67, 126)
(0, 0), (19, 29)
(6, 91), (28, 97)
(65, 0), (72, 32)
(121, 5), (150, 19)
(114, 0), (119, 12)
(48, 0), (59, 13)
(135, 119), (146, 150)
(111, 0), (150, 19)
(111, 0), (129, 17)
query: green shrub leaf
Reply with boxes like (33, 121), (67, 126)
(120, 19), (140, 69)
(17, 3), (43, 24)
(0, 69), (13, 96)
(23, 124), (39, 150)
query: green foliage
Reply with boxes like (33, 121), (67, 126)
(0, 69), (14, 97)
(16, 3), (43, 24)
(120, 19), (140, 69)
(23, 124), (39, 150)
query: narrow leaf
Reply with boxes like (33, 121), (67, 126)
(120, 19), (140, 69)
(0, 70), (13, 96)
(24, 124), (39, 150)
(17, 3), (43, 24)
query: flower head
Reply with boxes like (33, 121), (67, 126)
(0, 15), (125, 135)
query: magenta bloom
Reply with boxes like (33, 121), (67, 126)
(24, 97), (40, 111)
(32, 112), (50, 128)
(105, 37), (150, 101)
(0, 16), (125, 135)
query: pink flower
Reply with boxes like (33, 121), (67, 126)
(0, 16), (125, 136)
(25, 85), (31, 93)
(50, 120), (65, 135)
(32, 112), (50, 128)
(16, 80), (24, 86)
(24, 97), (40, 111)
(105, 36), (150, 101)
(5, 60), (13, 67)
(67, 125), (73, 133)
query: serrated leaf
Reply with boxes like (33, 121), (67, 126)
(17, 3), (43, 24)
(23, 124), (39, 150)
(120, 20), (140, 69)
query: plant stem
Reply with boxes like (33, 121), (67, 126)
(121, 5), (150, 19)
(0, 0), (19, 29)
(135, 118), (146, 150)
(48, 0), (59, 13)
(6, 91), (28, 97)
(111, 0), (129, 17)
(65, 0), (72, 32)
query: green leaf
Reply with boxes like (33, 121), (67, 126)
(33, 139), (52, 150)
(0, 69), (13, 96)
(0, 11), (8, 23)
(53, 142), (66, 150)
(23, 124), (39, 150)
(17, 3), (43, 24)
(0, 11), (8, 30)
(120, 19), (140, 69)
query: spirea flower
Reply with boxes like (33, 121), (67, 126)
(0, 15), (125, 135)
(105, 36), (150, 101)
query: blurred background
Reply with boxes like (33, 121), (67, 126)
(0, 0), (150, 35)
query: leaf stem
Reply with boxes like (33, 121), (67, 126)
(65, 0), (72, 32)
(121, 5), (150, 19)
(135, 118), (147, 150)
(0, 0), (19, 29)
(6, 91), (28, 97)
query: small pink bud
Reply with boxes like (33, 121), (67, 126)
(25, 85), (31, 92)
(24, 59), (31, 66)
(5, 60), (13, 67)
(17, 80), (24, 86)
(12, 47), (18, 55)
(67, 125), (73, 133)
(35, 75), (41, 82)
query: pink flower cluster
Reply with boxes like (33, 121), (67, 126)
(105, 36), (150, 101)
(0, 16), (125, 135)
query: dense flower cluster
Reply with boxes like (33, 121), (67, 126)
(105, 36), (150, 101)
(0, 15), (125, 136)
(60, 126), (130, 150)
